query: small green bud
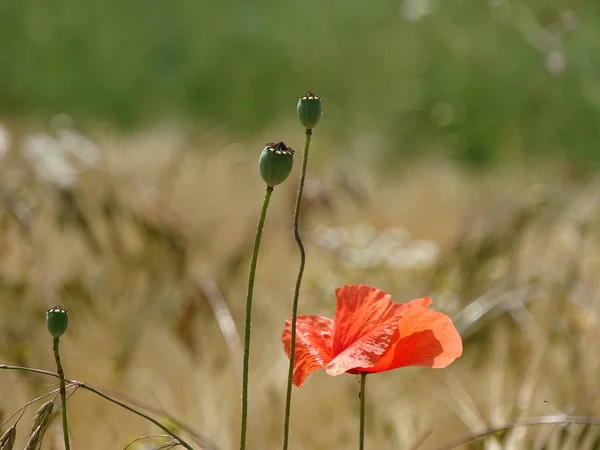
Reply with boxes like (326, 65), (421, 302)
(297, 91), (323, 130)
(46, 306), (69, 338)
(259, 142), (295, 187)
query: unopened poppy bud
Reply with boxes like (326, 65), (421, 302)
(297, 91), (323, 130)
(259, 142), (295, 187)
(46, 306), (69, 338)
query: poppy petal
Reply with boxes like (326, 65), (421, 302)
(282, 315), (334, 388)
(332, 285), (405, 355)
(325, 324), (399, 376)
(371, 306), (462, 372)
(325, 287), (436, 376)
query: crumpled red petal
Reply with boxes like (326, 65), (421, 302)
(370, 305), (463, 372)
(326, 286), (433, 376)
(332, 285), (398, 354)
(282, 315), (334, 388)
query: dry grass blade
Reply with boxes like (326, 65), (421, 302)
(19, 401), (54, 450)
(91, 386), (219, 450)
(1, 190), (33, 239)
(0, 386), (63, 430)
(193, 274), (242, 379)
(453, 283), (538, 339)
(503, 342), (546, 448)
(152, 442), (180, 450)
(27, 401), (53, 440)
(0, 426), (16, 450)
(578, 425), (600, 450)
(433, 371), (499, 447)
(123, 434), (171, 450)
(23, 426), (41, 450)
(436, 415), (600, 450)
(0, 366), (204, 450)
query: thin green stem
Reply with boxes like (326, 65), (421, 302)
(0, 365), (195, 450)
(359, 373), (367, 450)
(53, 337), (71, 450)
(282, 129), (312, 450)
(239, 185), (274, 450)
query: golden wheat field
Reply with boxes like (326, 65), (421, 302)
(1, 122), (600, 450)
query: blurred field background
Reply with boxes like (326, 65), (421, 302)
(2, 0), (600, 449)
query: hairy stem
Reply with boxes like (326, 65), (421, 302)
(240, 185), (274, 450)
(359, 373), (367, 450)
(282, 129), (312, 450)
(53, 337), (71, 450)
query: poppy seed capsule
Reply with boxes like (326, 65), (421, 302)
(46, 306), (69, 338)
(259, 142), (295, 187)
(297, 91), (323, 130)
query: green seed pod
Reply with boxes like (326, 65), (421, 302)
(46, 306), (69, 338)
(297, 91), (323, 130)
(0, 426), (16, 450)
(259, 142), (294, 187)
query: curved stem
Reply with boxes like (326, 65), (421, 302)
(435, 415), (600, 450)
(53, 337), (71, 450)
(282, 129), (312, 450)
(80, 383), (194, 450)
(239, 185), (274, 450)
(359, 373), (367, 450)
(0, 365), (196, 450)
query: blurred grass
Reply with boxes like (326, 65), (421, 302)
(1, 126), (600, 448)
(2, 1), (600, 166)
(2, 1), (600, 447)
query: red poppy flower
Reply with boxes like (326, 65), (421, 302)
(282, 284), (463, 387)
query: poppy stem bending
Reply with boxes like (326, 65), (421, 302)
(359, 373), (367, 450)
(282, 129), (312, 450)
(240, 185), (274, 450)
(53, 337), (71, 450)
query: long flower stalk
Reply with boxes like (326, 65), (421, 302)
(359, 373), (367, 450)
(282, 129), (312, 450)
(241, 141), (295, 450)
(239, 185), (274, 450)
(53, 337), (71, 450)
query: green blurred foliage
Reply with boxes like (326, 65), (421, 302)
(1, 0), (600, 166)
